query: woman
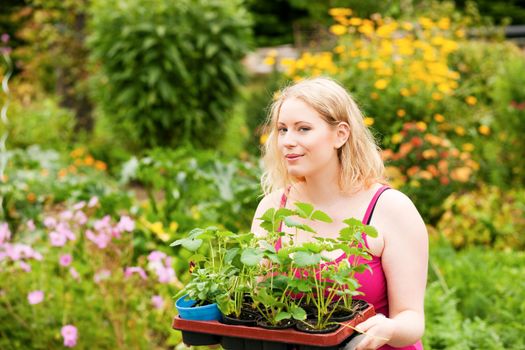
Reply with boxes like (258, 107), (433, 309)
(251, 77), (428, 350)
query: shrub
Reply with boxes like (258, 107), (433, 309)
(0, 203), (181, 349)
(87, 0), (252, 149)
(382, 121), (478, 223)
(428, 241), (525, 349)
(437, 185), (525, 250)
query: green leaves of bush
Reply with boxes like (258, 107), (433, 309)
(88, 0), (252, 148)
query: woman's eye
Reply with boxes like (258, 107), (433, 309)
(278, 127), (287, 134)
(299, 127), (311, 132)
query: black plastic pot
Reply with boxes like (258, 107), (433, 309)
(295, 320), (340, 334)
(222, 310), (259, 327)
(257, 318), (296, 330)
(181, 330), (220, 346)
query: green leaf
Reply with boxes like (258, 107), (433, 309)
(293, 251), (321, 267)
(363, 225), (378, 238)
(241, 248), (264, 266)
(290, 306), (307, 320)
(311, 210), (333, 223)
(284, 217), (315, 233)
(275, 311), (291, 322)
(295, 202), (314, 218)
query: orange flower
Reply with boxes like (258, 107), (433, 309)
(397, 109), (406, 117)
(407, 166), (420, 177)
(450, 167), (471, 182)
(427, 164), (439, 177)
(440, 176), (450, 185)
(478, 125), (490, 135)
(399, 143), (413, 157)
(465, 96), (477, 105)
(84, 155), (95, 166)
(95, 161), (107, 171)
(27, 193), (36, 203)
(58, 169), (68, 178)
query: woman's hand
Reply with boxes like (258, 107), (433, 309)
(353, 314), (396, 350)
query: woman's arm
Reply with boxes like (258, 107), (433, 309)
(355, 189), (428, 350)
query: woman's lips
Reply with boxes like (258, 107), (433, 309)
(285, 154), (303, 160)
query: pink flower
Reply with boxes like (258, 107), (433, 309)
(60, 210), (73, 221)
(56, 222), (75, 241)
(1, 33), (9, 43)
(0, 223), (10, 245)
(61, 324), (78, 347)
(19, 261), (31, 272)
(85, 229), (111, 249)
(44, 217), (57, 228)
(73, 211), (87, 225)
(88, 196), (98, 208)
(93, 269), (111, 283)
(147, 251), (167, 262)
(73, 201), (86, 211)
(26, 220), (35, 232)
(69, 267), (80, 280)
(59, 254), (73, 267)
(124, 267), (147, 280)
(49, 231), (67, 247)
(151, 295), (164, 309)
(28, 290), (44, 305)
(93, 216), (111, 232)
(117, 216), (134, 232)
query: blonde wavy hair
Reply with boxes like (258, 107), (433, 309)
(261, 77), (386, 195)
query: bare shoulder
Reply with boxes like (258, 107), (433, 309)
(372, 188), (428, 241)
(251, 189), (286, 236)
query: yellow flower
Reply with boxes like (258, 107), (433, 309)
(349, 17), (363, 26)
(374, 79), (389, 90)
(455, 29), (466, 38)
(455, 126), (466, 136)
(334, 45), (345, 54)
(358, 23), (374, 36)
(357, 61), (369, 70)
(169, 221), (179, 233)
(260, 133), (269, 145)
(434, 113), (445, 123)
(437, 18), (451, 30)
(397, 109), (406, 117)
(370, 92), (379, 100)
(450, 167), (472, 182)
(400, 88), (410, 97)
(392, 133), (403, 144)
(364, 117), (374, 126)
(478, 125), (490, 135)
(422, 149), (438, 159)
(432, 92), (443, 101)
(462, 143), (475, 152)
(263, 56), (276, 66)
(416, 121), (427, 131)
(418, 17), (434, 29)
(330, 25), (347, 36)
(402, 22), (413, 31)
(466, 96), (477, 105)
(329, 8), (353, 17)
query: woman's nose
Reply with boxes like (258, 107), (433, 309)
(282, 131), (297, 147)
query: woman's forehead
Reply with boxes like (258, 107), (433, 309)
(277, 98), (323, 123)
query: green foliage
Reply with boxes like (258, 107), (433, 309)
(0, 146), (131, 234)
(0, 98), (75, 151)
(121, 148), (261, 236)
(0, 204), (179, 349)
(437, 185), (525, 249)
(427, 241), (525, 349)
(88, 0), (252, 149)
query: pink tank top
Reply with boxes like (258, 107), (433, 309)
(276, 185), (423, 350)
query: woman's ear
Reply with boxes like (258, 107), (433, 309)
(335, 122), (350, 149)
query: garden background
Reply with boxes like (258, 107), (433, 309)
(1, 0), (524, 349)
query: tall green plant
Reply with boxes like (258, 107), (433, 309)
(88, 0), (252, 148)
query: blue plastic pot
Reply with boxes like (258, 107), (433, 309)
(175, 294), (222, 321)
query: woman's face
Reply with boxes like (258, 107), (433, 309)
(277, 98), (341, 179)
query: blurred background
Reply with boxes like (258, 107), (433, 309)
(1, 0), (524, 349)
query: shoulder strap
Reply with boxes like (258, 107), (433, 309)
(275, 186), (291, 251)
(362, 185), (390, 225)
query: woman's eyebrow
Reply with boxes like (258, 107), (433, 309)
(277, 121), (313, 126)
